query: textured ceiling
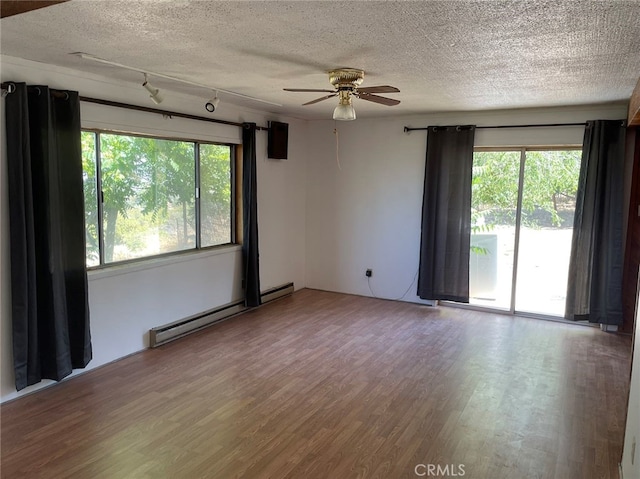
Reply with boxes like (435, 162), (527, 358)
(1, 0), (639, 120)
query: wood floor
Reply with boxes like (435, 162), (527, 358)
(1, 289), (632, 479)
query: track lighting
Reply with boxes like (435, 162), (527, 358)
(205, 92), (220, 112)
(142, 74), (163, 104)
(74, 53), (282, 107)
(333, 90), (356, 121)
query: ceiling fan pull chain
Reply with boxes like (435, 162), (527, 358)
(334, 126), (342, 171)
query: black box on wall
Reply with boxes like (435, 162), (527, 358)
(268, 121), (289, 159)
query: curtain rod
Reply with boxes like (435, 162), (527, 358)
(1, 82), (269, 131)
(403, 122), (587, 133)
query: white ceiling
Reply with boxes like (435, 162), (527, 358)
(1, 0), (639, 120)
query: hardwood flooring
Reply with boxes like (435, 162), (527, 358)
(1, 289), (632, 479)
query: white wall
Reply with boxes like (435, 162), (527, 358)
(622, 285), (640, 479)
(0, 56), (307, 402)
(304, 104), (628, 301)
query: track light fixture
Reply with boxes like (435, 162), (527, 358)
(205, 92), (220, 112)
(142, 73), (163, 104)
(1, 82), (15, 98)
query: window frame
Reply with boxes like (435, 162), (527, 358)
(82, 128), (238, 270)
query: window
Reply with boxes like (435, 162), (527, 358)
(82, 131), (234, 267)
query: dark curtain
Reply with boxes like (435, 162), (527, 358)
(242, 122), (261, 307)
(417, 126), (476, 302)
(565, 119), (626, 324)
(6, 83), (91, 391)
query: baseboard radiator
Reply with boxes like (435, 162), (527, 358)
(149, 282), (294, 348)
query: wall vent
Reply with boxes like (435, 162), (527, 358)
(149, 282), (294, 347)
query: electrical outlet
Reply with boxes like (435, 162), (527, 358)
(365, 269), (372, 277)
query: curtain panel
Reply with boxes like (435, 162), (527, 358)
(566, 119), (627, 324)
(417, 125), (476, 303)
(5, 83), (92, 391)
(242, 123), (261, 307)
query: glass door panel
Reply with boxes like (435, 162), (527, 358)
(514, 150), (581, 316)
(469, 151), (521, 310)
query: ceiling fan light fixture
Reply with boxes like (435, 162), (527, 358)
(333, 103), (356, 121)
(333, 90), (356, 121)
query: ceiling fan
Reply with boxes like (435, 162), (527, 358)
(284, 68), (400, 121)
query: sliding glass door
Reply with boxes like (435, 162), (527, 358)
(469, 148), (581, 317)
(515, 150), (581, 316)
(469, 151), (520, 310)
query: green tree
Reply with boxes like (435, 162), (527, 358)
(200, 144), (232, 246)
(472, 150), (581, 229)
(81, 132), (99, 266)
(472, 151), (520, 226)
(521, 150), (581, 226)
(99, 134), (145, 261)
(134, 138), (195, 248)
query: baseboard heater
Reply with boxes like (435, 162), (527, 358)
(149, 282), (294, 348)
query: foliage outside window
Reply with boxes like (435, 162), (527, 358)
(82, 131), (233, 267)
(472, 149), (581, 232)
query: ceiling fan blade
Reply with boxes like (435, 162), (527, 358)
(303, 94), (337, 106)
(357, 85), (400, 94)
(284, 88), (336, 93)
(358, 93), (401, 106)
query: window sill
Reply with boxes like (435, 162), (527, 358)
(87, 244), (242, 281)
